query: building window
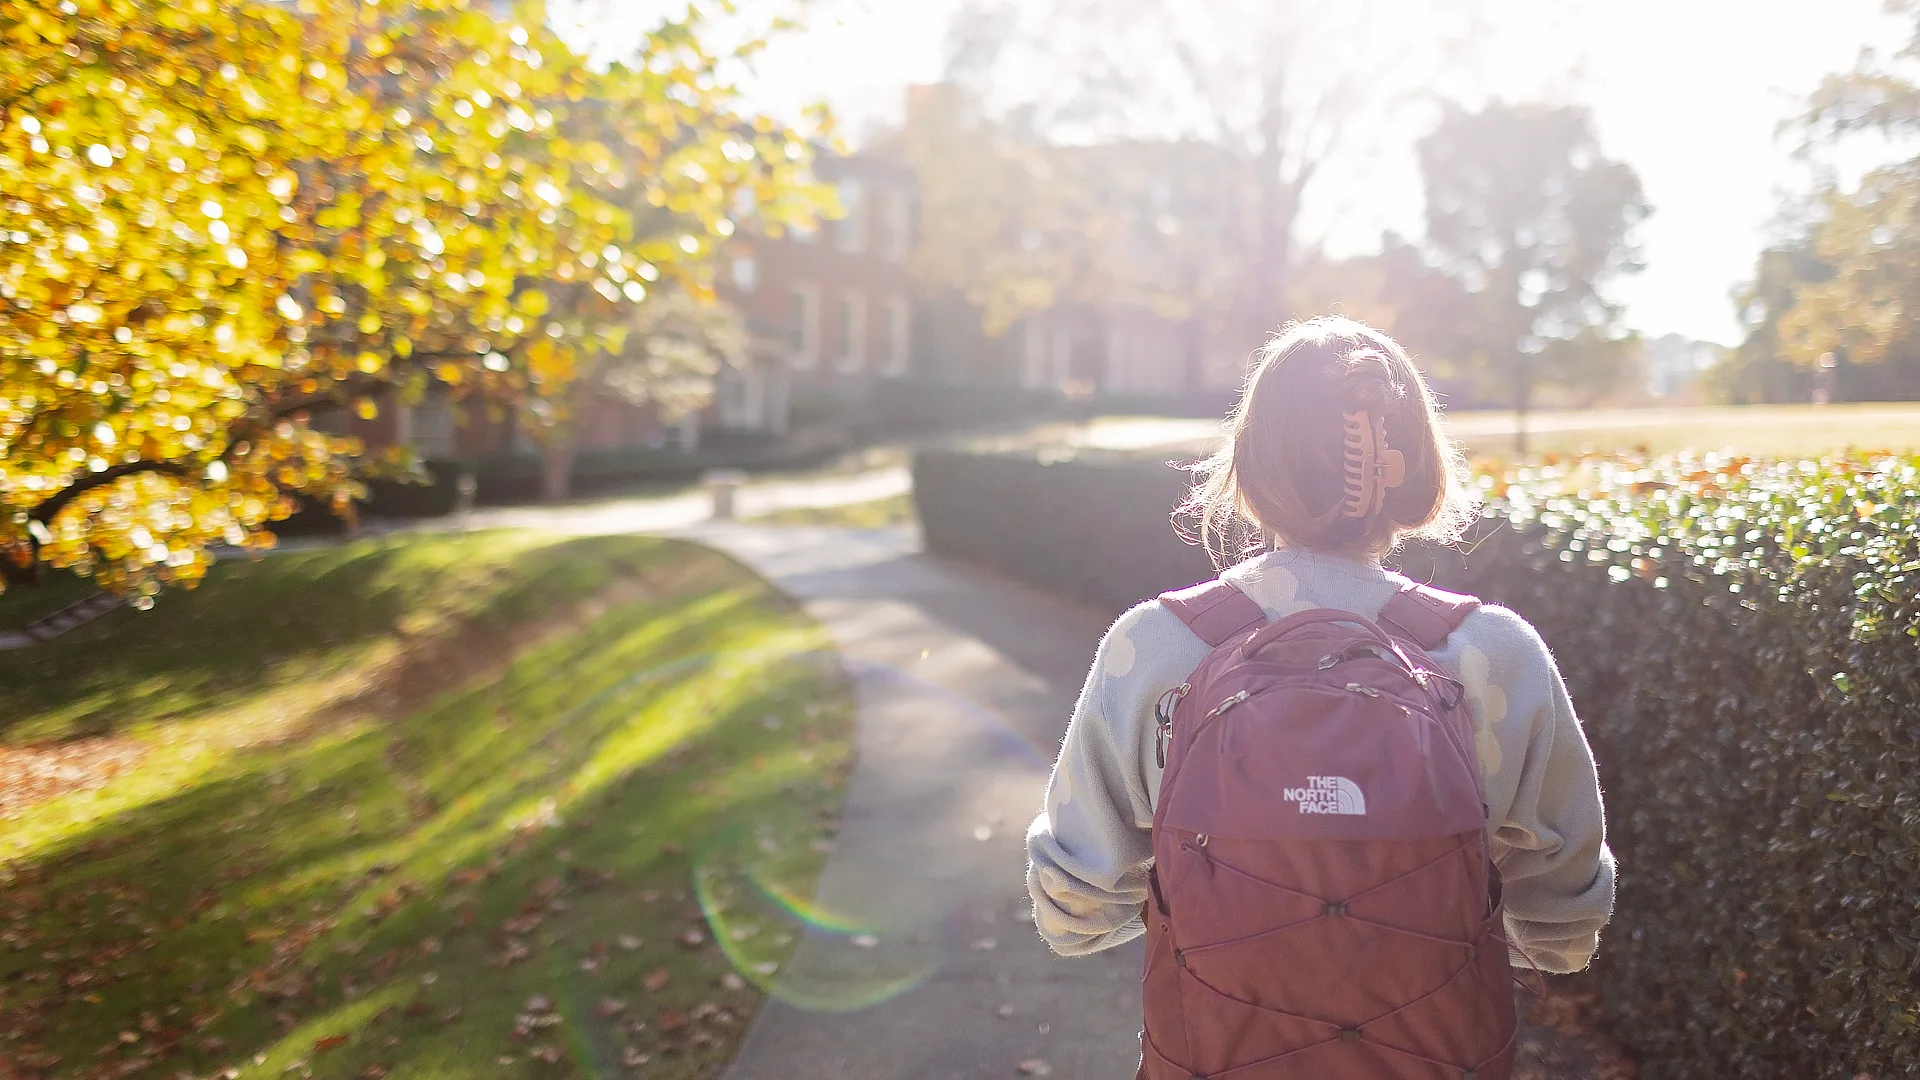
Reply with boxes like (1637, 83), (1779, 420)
(880, 190), (911, 263)
(718, 362), (767, 430)
(410, 391), (458, 460)
(834, 180), (867, 254)
(790, 284), (820, 369)
(731, 253), (758, 293)
(1022, 321), (1048, 389)
(881, 297), (911, 376)
(836, 291), (865, 373)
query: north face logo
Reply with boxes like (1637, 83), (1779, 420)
(1281, 776), (1367, 815)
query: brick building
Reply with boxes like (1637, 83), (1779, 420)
(338, 144), (920, 468)
(712, 153), (919, 435)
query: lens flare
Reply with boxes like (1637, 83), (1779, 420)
(842, 657), (1054, 771)
(692, 820), (940, 1013)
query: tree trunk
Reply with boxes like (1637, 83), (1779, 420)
(1513, 356), (1532, 457)
(1254, 86), (1291, 323)
(540, 440), (576, 503)
(1, 550), (43, 590)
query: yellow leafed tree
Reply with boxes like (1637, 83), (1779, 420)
(0, 0), (826, 602)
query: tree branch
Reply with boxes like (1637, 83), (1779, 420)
(29, 461), (192, 528)
(257, 373), (398, 424)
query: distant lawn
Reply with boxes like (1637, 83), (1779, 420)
(1053, 404), (1920, 462)
(0, 532), (854, 1080)
(1445, 403), (1920, 460)
(743, 492), (915, 529)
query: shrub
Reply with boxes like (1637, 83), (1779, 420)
(861, 381), (1063, 437)
(911, 449), (1210, 611)
(914, 446), (1920, 1079)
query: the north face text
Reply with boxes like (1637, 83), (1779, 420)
(1281, 775), (1367, 815)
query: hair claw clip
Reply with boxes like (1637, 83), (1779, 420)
(1340, 410), (1405, 519)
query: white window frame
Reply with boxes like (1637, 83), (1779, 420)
(730, 252), (758, 293)
(790, 283), (820, 370)
(881, 190), (911, 263)
(834, 180), (867, 254)
(881, 297), (911, 376)
(836, 290), (866, 373)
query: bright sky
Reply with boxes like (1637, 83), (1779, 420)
(555, 0), (1907, 346)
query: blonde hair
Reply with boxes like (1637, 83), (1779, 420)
(1178, 315), (1478, 567)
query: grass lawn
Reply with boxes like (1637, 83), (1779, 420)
(0, 532), (854, 1080)
(1443, 402), (1920, 459)
(742, 493), (915, 529)
(1047, 403), (1920, 461)
(0, 570), (104, 634)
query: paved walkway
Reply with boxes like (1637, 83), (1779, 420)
(689, 524), (1144, 1080)
(687, 524), (1631, 1080)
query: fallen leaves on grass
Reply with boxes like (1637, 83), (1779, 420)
(513, 996), (563, 1041)
(501, 912), (544, 936)
(0, 737), (148, 817)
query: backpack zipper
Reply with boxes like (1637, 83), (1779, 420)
(1158, 688), (1250, 768)
(1205, 690), (1252, 717)
(1153, 683), (1189, 768)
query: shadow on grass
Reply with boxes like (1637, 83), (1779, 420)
(1, 536), (857, 1080)
(0, 532), (676, 745)
(0, 570), (101, 633)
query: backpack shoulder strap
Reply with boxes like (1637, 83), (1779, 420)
(1378, 581), (1482, 650)
(1157, 579), (1268, 648)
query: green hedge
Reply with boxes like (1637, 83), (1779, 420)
(913, 447), (1920, 1079)
(911, 449), (1211, 611)
(283, 433), (846, 526)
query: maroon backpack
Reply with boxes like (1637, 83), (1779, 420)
(1138, 578), (1517, 1080)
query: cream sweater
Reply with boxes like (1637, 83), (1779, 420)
(1024, 549), (1616, 973)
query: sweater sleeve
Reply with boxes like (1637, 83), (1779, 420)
(1025, 602), (1202, 956)
(1460, 606), (1617, 974)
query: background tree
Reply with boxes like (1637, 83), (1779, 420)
(938, 0), (1479, 339)
(1415, 102), (1649, 449)
(1720, 242), (1833, 403)
(533, 287), (748, 501)
(893, 84), (1110, 336)
(0, 0), (824, 600)
(1757, 1), (1920, 401)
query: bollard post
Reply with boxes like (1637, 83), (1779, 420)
(704, 468), (746, 521)
(454, 471), (478, 518)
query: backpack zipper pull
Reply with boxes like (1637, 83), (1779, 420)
(1204, 689), (1250, 718)
(1154, 683), (1190, 768)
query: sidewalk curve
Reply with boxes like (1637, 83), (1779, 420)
(689, 523), (1143, 1080)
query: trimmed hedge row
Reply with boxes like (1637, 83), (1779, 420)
(912, 447), (1920, 1080)
(287, 433), (841, 527)
(911, 449), (1211, 611)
